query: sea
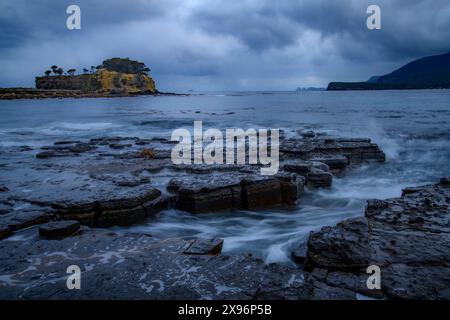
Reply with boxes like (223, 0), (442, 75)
(1, 90), (449, 264)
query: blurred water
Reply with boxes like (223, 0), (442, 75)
(1, 90), (449, 264)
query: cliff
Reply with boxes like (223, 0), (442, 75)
(36, 70), (156, 94)
(327, 52), (450, 90)
(35, 74), (102, 92)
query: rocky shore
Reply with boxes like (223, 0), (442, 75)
(0, 131), (447, 299)
(0, 88), (186, 100)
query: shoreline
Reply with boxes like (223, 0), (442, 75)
(0, 176), (448, 299)
(0, 88), (188, 100)
(0, 130), (447, 299)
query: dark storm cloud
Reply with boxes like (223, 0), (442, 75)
(189, 0), (450, 60)
(0, 0), (172, 48)
(0, 0), (449, 90)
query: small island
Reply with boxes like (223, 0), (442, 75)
(0, 57), (159, 99)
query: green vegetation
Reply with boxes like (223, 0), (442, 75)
(97, 57), (151, 75)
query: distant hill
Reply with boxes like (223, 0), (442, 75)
(328, 52), (450, 90)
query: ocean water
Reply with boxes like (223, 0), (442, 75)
(1, 90), (449, 264)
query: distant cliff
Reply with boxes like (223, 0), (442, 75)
(328, 52), (450, 90)
(35, 57), (157, 94)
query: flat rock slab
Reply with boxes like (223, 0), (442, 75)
(183, 238), (224, 255)
(280, 137), (385, 165)
(0, 230), (316, 300)
(0, 133), (385, 238)
(39, 220), (80, 239)
(302, 178), (450, 299)
(0, 203), (55, 240)
(309, 155), (348, 172)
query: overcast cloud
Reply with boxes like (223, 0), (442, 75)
(0, 0), (449, 91)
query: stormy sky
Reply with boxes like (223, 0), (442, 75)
(0, 0), (449, 91)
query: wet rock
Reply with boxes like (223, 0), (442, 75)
(440, 177), (450, 186)
(168, 174), (243, 213)
(301, 131), (316, 138)
(311, 161), (330, 172)
(89, 136), (138, 146)
(242, 175), (296, 210)
(54, 140), (81, 145)
(0, 227), (12, 240)
(292, 242), (308, 264)
(0, 207), (55, 240)
(49, 187), (166, 227)
(113, 177), (150, 187)
(282, 160), (312, 175)
(303, 178), (450, 299)
(109, 143), (132, 149)
(308, 280), (357, 300)
(183, 238), (224, 255)
(306, 168), (333, 187)
(381, 264), (450, 299)
(168, 173), (303, 213)
(309, 155), (348, 172)
(18, 146), (33, 152)
(0, 203), (11, 215)
(281, 137), (385, 165)
(36, 143), (95, 158)
(135, 138), (152, 145)
(0, 230), (307, 299)
(39, 220), (81, 239)
(304, 218), (371, 270)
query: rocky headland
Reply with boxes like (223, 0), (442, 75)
(328, 52), (450, 90)
(0, 58), (177, 100)
(0, 130), (448, 299)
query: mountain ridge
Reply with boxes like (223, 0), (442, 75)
(328, 52), (450, 90)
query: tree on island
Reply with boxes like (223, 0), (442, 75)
(55, 68), (64, 76)
(67, 69), (76, 76)
(51, 65), (58, 75)
(44, 70), (51, 76)
(83, 68), (89, 74)
(98, 58), (152, 75)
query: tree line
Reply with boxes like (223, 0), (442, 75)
(43, 65), (99, 76)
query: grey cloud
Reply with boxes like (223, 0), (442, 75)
(0, 0), (449, 90)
